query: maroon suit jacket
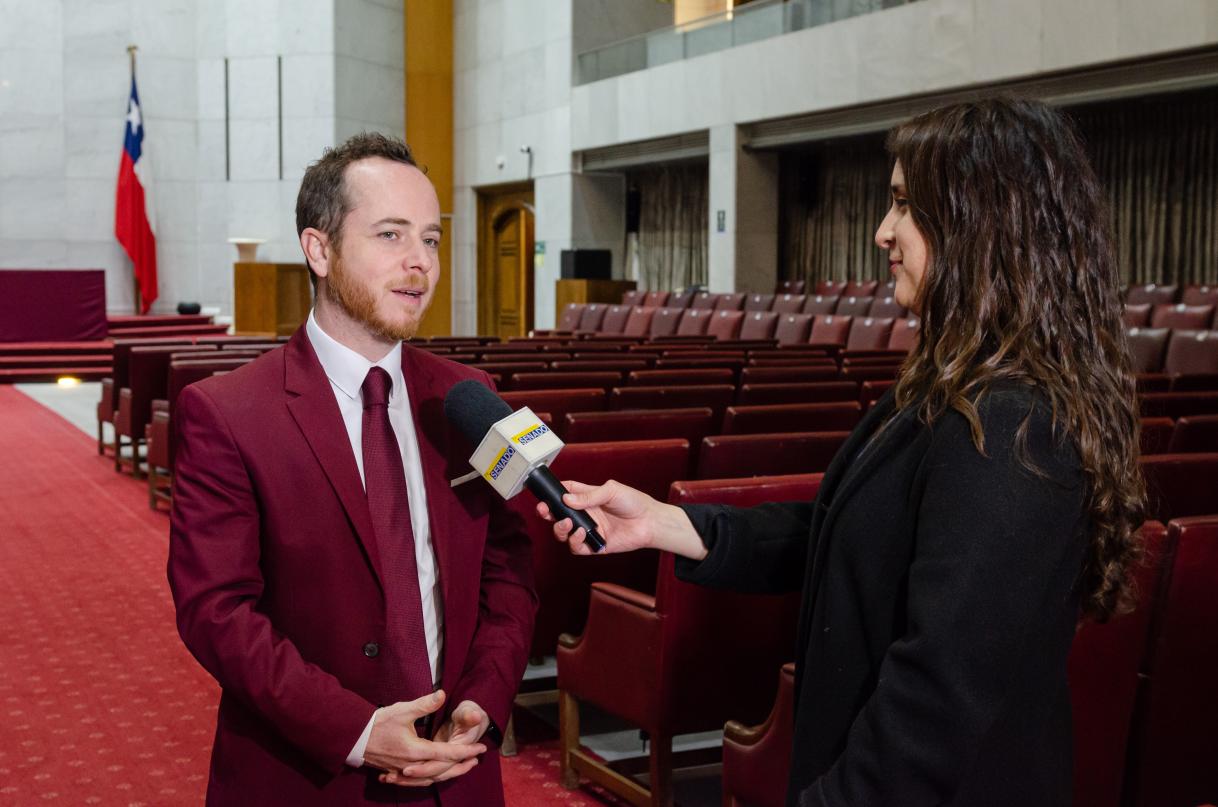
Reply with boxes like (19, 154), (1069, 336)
(168, 328), (536, 806)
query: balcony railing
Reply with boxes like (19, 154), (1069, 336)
(576, 0), (922, 85)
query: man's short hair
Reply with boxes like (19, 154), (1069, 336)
(295, 132), (419, 285)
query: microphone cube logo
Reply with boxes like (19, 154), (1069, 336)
(485, 445), (517, 481)
(512, 423), (550, 446)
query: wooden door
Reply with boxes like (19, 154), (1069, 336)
(478, 185), (534, 339)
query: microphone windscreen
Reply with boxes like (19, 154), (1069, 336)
(444, 379), (513, 447)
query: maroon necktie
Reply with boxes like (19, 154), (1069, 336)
(361, 367), (434, 702)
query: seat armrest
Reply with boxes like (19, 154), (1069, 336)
(151, 398), (168, 414)
(590, 581), (657, 611)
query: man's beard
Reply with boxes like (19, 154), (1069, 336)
(323, 250), (428, 342)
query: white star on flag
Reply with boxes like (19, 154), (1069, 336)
(126, 97), (141, 135)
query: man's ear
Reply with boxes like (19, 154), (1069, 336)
(300, 228), (332, 280)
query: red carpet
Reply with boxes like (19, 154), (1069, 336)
(0, 387), (622, 805)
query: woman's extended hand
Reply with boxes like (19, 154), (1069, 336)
(536, 479), (707, 561)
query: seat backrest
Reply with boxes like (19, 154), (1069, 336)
(667, 288), (696, 309)
(1151, 303), (1215, 330)
(1140, 392), (1218, 420)
(508, 371), (622, 391)
(721, 401), (862, 435)
(676, 307), (713, 336)
(657, 474), (822, 733)
(558, 303), (585, 331)
(1140, 416), (1176, 455)
(839, 365), (899, 384)
(1168, 415), (1218, 453)
(845, 317), (895, 350)
(1122, 303), (1152, 328)
(499, 388), (607, 436)
(622, 306), (656, 337)
(744, 293), (775, 312)
(550, 359), (650, 373)
(1129, 516), (1218, 807)
(809, 315), (853, 346)
(776, 279), (806, 295)
(642, 290), (670, 308)
(887, 318), (920, 351)
(868, 296), (906, 319)
(124, 345), (219, 433)
(860, 379), (895, 407)
(773, 313), (813, 346)
(648, 307), (684, 338)
(599, 304), (632, 334)
(1126, 327), (1171, 373)
(843, 280), (879, 297)
(736, 381), (859, 406)
(801, 294), (839, 315)
(739, 311), (780, 341)
(740, 365), (838, 386)
(1163, 329), (1218, 375)
(771, 294), (806, 314)
(833, 296), (874, 317)
(469, 362), (549, 377)
(167, 357), (253, 413)
(611, 384), (737, 421)
(1181, 284), (1218, 306)
(1170, 372), (1218, 392)
(621, 289), (645, 307)
(815, 279), (847, 296)
(1139, 453), (1218, 521)
(706, 310), (745, 341)
(578, 303), (610, 331)
(1069, 521), (1171, 807)
(564, 407), (715, 448)
(689, 291), (719, 310)
(1125, 283), (1179, 307)
(628, 368), (735, 387)
(714, 292), (747, 311)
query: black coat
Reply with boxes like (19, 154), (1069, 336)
(677, 384), (1088, 807)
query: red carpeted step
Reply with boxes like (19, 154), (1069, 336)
(0, 366), (111, 383)
(107, 314), (214, 330)
(104, 323), (229, 338)
(0, 340), (113, 357)
(0, 354), (111, 367)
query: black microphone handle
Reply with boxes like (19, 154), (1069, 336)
(524, 465), (606, 553)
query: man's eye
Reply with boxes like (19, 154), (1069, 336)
(379, 231), (397, 240)
(424, 238), (440, 248)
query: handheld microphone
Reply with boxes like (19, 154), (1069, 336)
(443, 379), (606, 552)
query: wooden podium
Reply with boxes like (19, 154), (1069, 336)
(234, 262), (312, 337)
(555, 279), (637, 322)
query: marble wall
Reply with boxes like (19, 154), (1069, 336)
(0, 0), (405, 317)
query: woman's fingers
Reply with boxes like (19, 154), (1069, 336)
(561, 479), (616, 510)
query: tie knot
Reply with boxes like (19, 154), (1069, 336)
(361, 367), (393, 409)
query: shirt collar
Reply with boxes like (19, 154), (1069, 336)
(306, 309), (404, 402)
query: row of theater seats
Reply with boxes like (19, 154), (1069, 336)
(1124, 282), (1218, 307)
(1125, 302), (1218, 331)
(626, 279), (896, 309)
(614, 289), (910, 318)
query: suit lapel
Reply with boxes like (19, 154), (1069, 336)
(283, 328), (384, 592)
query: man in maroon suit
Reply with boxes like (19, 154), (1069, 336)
(169, 133), (536, 805)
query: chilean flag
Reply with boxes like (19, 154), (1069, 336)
(115, 77), (157, 313)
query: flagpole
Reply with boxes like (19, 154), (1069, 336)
(127, 44), (141, 316)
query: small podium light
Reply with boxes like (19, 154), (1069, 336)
(56, 377), (81, 388)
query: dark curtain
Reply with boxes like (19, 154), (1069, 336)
(630, 162), (708, 291)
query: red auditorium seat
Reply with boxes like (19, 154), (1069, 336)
(777, 280), (806, 295)
(551, 359), (649, 373)
(1068, 521), (1170, 807)
(1125, 283), (1179, 306)
(1141, 392), (1218, 419)
(1127, 517), (1218, 807)
(801, 294), (839, 315)
(1151, 303), (1215, 330)
(611, 384), (736, 421)
(1140, 453), (1218, 521)
(773, 314), (813, 346)
(655, 357), (744, 374)
(809, 315), (853, 346)
(1168, 415), (1218, 452)
(621, 290), (645, 307)
(628, 368), (734, 387)
(557, 474), (818, 807)
(599, 304), (633, 334)
(739, 311), (780, 341)
(509, 371), (622, 391)
(723, 662), (796, 807)
(1163, 329), (1218, 375)
(1137, 373), (1173, 393)
(714, 292), (747, 311)
(860, 379), (895, 407)
(675, 308), (713, 336)
(721, 401), (862, 435)
(667, 288), (696, 309)
(558, 303), (585, 331)
(578, 303), (610, 331)
(834, 295), (874, 317)
(1141, 416), (1176, 454)
(868, 296), (906, 318)
(887, 318), (920, 351)
(771, 294), (806, 314)
(1181, 284), (1218, 306)
(689, 291), (719, 309)
(839, 365), (899, 384)
(1126, 327), (1171, 373)
(1171, 373), (1218, 392)
(1122, 303), (1152, 327)
(736, 381), (859, 406)
(842, 280), (877, 297)
(707, 310), (745, 340)
(499, 389), (606, 436)
(739, 365), (838, 385)
(647, 307), (684, 338)
(563, 408), (715, 448)
(816, 279), (847, 296)
(470, 361), (549, 377)
(622, 306), (656, 337)
(642, 291), (670, 308)
(740, 293), (771, 312)
(845, 317), (895, 350)
(513, 438), (690, 659)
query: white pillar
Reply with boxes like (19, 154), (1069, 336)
(707, 123), (780, 293)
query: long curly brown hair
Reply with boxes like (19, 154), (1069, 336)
(887, 97), (1145, 621)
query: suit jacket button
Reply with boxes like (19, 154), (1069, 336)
(363, 642), (380, 658)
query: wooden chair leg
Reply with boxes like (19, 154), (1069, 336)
(114, 435), (124, 473)
(500, 713), (517, 757)
(148, 464), (158, 509)
(131, 438), (144, 479)
(648, 733), (673, 807)
(97, 421), (104, 455)
(559, 690), (580, 789)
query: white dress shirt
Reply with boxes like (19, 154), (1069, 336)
(304, 312), (444, 768)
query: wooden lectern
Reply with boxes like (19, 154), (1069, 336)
(234, 262), (312, 337)
(555, 279), (637, 322)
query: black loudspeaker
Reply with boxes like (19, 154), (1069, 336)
(560, 249), (611, 280)
(177, 302), (202, 315)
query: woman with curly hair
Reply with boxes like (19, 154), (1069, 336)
(540, 97), (1145, 806)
